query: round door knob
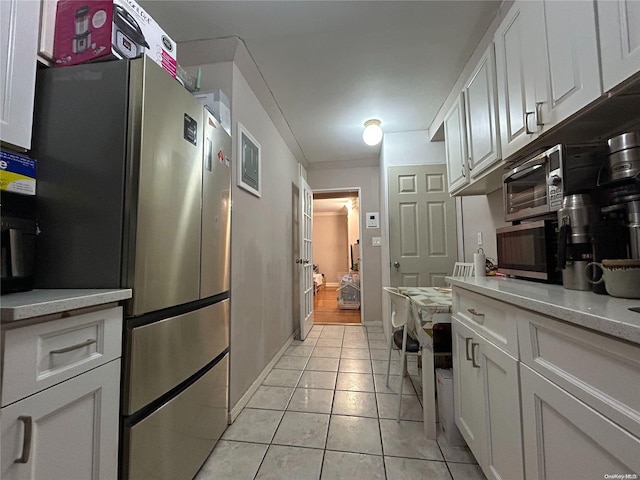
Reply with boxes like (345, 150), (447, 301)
(393, 261), (400, 268)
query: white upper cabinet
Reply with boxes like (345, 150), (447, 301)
(0, 0), (40, 150)
(494, 1), (540, 160)
(534, 0), (602, 131)
(598, 0), (640, 93)
(444, 93), (469, 193)
(464, 44), (501, 179)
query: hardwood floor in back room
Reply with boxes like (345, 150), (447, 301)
(314, 286), (361, 324)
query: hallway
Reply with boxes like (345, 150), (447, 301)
(313, 285), (361, 324)
(194, 324), (485, 480)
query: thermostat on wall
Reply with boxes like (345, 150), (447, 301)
(366, 212), (379, 229)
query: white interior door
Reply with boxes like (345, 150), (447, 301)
(388, 164), (458, 287)
(298, 176), (314, 339)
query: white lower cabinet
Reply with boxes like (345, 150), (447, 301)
(453, 284), (640, 480)
(1, 359), (121, 480)
(452, 316), (524, 480)
(520, 363), (640, 479)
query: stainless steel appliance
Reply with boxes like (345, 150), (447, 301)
(557, 194), (598, 291)
(32, 57), (231, 479)
(496, 219), (561, 283)
(1, 193), (36, 294)
(606, 131), (640, 182)
(598, 131), (640, 260)
(503, 144), (607, 222)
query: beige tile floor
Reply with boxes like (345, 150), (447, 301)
(195, 324), (487, 480)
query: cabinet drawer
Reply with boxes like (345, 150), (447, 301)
(453, 288), (519, 357)
(2, 307), (122, 406)
(518, 310), (640, 438)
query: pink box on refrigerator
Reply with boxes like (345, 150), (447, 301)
(53, 0), (177, 78)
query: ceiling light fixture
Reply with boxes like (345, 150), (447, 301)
(363, 119), (383, 146)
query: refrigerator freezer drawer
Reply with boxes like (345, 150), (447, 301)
(125, 299), (229, 414)
(125, 354), (228, 480)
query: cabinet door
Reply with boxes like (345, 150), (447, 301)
(38, 0), (60, 63)
(444, 93), (469, 193)
(598, 0), (640, 92)
(535, 0), (601, 130)
(464, 44), (501, 178)
(452, 317), (484, 460)
(1, 360), (121, 480)
(0, 0), (39, 150)
(478, 331), (524, 480)
(494, 1), (539, 160)
(520, 364), (640, 479)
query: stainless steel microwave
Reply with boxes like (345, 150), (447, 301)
(496, 219), (561, 283)
(503, 144), (607, 222)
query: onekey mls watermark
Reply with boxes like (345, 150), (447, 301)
(604, 474), (638, 479)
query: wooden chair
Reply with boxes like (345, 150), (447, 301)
(452, 262), (474, 276)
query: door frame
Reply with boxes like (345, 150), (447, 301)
(312, 187), (364, 325)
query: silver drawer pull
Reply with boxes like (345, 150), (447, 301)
(468, 308), (484, 317)
(471, 343), (480, 368)
(465, 337), (473, 361)
(15, 416), (32, 464)
(50, 339), (97, 355)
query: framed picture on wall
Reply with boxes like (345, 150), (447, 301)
(237, 122), (261, 197)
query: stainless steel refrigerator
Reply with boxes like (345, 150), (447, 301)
(32, 57), (231, 479)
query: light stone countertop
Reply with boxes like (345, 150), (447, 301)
(446, 276), (640, 345)
(1, 289), (132, 322)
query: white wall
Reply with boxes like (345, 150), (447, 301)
(228, 63), (301, 409)
(308, 166), (382, 324)
(313, 213), (349, 285)
(460, 189), (508, 263)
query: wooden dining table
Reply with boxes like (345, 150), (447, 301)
(397, 286), (453, 439)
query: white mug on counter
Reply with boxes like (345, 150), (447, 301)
(585, 259), (640, 299)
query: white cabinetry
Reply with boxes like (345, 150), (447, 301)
(1, 360), (120, 480)
(451, 290), (524, 480)
(444, 93), (469, 193)
(464, 44), (500, 179)
(494, 0), (602, 161)
(520, 365), (640, 479)
(598, 0), (640, 93)
(494, 1), (539, 160)
(1, 305), (123, 479)
(518, 309), (640, 478)
(0, 0), (40, 150)
(533, 0), (601, 132)
(452, 282), (640, 480)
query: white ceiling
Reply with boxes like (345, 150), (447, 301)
(139, 1), (503, 168)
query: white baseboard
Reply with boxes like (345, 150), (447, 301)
(325, 282), (339, 288)
(228, 329), (298, 423)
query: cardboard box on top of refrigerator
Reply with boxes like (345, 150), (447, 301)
(0, 150), (37, 196)
(53, 0), (177, 78)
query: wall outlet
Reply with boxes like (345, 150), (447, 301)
(372, 237), (382, 246)
(477, 232), (483, 246)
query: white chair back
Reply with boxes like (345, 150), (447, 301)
(452, 262), (474, 276)
(385, 288), (412, 329)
